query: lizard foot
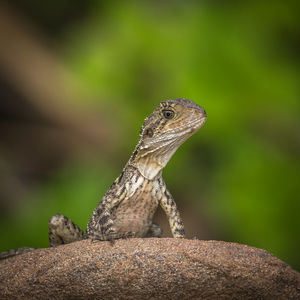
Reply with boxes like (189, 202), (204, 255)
(89, 231), (135, 245)
(107, 231), (135, 245)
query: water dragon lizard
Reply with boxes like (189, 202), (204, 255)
(0, 98), (206, 259)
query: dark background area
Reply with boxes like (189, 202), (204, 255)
(0, 0), (299, 271)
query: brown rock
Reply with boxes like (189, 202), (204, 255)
(0, 238), (299, 299)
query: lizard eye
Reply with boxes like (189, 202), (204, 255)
(162, 109), (175, 119)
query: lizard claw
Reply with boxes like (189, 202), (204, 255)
(123, 231), (135, 239)
(108, 231), (135, 244)
(89, 232), (106, 242)
(108, 231), (136, 245)
(108, 237), (115, 246)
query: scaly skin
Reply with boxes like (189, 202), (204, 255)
(0, 98), (206, 258)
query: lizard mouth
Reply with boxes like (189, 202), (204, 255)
(193, 115), (207, 129)
(165, 116), (207, 141)
(172, 115), (207, 133)
(158, 115), (207, 139)
(184, 115), (207, 133)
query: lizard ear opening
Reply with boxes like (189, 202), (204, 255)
(144, 127), (154, 138)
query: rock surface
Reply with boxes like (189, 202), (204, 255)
(0, 238), (299, 299)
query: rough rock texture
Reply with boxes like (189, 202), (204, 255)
(0, 239), (299, 299)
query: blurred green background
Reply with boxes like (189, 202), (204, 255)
(0, 1), (299, 271)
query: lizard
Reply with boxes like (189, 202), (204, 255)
(0, 98), (206, 259)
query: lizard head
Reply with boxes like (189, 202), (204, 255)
(131, 98), (207, 180)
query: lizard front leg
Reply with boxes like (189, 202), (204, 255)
(159, 188), (185, 238)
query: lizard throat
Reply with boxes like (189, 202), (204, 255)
(130, 136), (189, 180)
(133, 154), (164, 180)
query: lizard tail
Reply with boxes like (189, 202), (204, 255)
(0, 247), (37, 259)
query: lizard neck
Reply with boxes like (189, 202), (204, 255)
(127, 144), (178, 180)
(131, 154), (164, 180)
(119, 164), (162, 200)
